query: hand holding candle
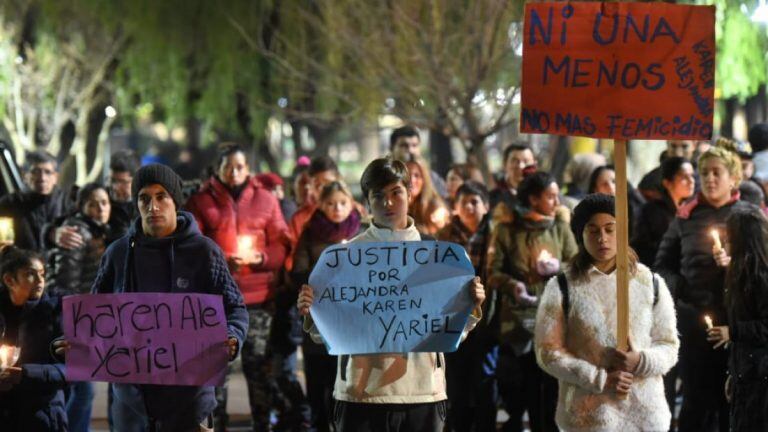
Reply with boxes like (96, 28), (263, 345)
(536, 249), (560, 277)
(236, 235), (263, 266)
(0, 345), (20, 371)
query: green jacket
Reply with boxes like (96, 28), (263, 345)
(488, 209), (577, 353)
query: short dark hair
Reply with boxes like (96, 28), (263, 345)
(76, 182), (109, 213)
(360, 157), (411, 202)
(518, 171), (557, 207)
(749, 123), (768, 153)
(502, 143), (533, 166)
(25, 150), (57, 171)
(0, 245), (42, 287)
(588, 165), (614, 194)
(110, 150), (139, 174)
(455, 180), (489, 204)
(217, 143), (248, 167)
(389, 125), (420, 150)
(660, 157), (690, 182)
(308, 155), (339, 177)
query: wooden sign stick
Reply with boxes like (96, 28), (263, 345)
(614, 139), (630, 352)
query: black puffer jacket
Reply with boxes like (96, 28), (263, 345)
(632, 192), (677, 269)
(654, 193), (753, 311)
(727, 283), (768, 431)
(0, 292), (67, 431)
(47, 213), (116, 296)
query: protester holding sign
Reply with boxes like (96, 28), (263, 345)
(64, 164), (249, 432)
(705, 206), (768, 431)
(488, 171), (577, 432)
(655, 142), (751, 432)
(298, 157), (485, 432)
(0, 246), (68, 431)
(535, 194), (679, 431)
(291, 180), (362, 432)
(436, 181), (497, 432)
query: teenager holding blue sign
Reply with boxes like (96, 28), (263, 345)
(291, 180), (363, 432)
(535, 194), (679, 432)
(298, 157), (485, 432)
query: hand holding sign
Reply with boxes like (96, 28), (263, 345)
(306, 241), (478, 355)
(63, 293), (231, 386)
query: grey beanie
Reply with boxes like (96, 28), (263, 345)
(571, 193), (615, 244)
(132, 164), (184, 209)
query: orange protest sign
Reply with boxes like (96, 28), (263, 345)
(521, 2), (715, 140)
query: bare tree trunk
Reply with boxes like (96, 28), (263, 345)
(466, 138), (491, 182)
(429, 126), (452, 177)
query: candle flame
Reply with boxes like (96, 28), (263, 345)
(704, 315), (713, 330)
(0, 345), (7, 368)
(538, 249), (553, 261)
(237, 236), (253, 256)
(710, 229), (721, 249)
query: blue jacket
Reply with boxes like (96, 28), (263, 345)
(92, 211), (249, 429)
(0, 292), (68, 431)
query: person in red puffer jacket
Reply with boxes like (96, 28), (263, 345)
(187, 143), (309, 431)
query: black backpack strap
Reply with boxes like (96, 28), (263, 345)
(557, 272), (569, 317)
(652, 273), (659, 306)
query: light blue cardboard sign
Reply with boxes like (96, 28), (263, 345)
(308, 241), (476, 355)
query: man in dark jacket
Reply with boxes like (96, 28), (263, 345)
(91, 164), (249, 431)
(106, 151), (139, 237)
(0, 150), (70, 252)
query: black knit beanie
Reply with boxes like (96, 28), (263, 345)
(132, 164), (184, 209)
(571, 193), (615, 244)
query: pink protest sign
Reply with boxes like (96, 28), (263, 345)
(63, 293), (229, 386)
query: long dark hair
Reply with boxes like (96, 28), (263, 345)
(725, 206), (768, 306)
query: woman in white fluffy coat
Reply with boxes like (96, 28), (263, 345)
(534, 194), (679, 432)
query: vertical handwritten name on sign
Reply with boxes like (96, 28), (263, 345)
(63, 293), (229, 386)
(308, 241), (476, 355)
(520, 2), (715, 140)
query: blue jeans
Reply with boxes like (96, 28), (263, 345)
(66, 381), (95, 432)
(110, 384), (148, 432)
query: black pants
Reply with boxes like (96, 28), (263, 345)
(333, 401), (447, 432)
(445, 333), (498, 432)
(498, 349), (558, 432)
(304, 352), (337, 432)
(676, 302), (729, 432)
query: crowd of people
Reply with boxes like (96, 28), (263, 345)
(0, 123), (767, 432)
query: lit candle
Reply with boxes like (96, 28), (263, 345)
(704, 315), (713, 330)
(710, 229), (722, 252)
(0, 217), (14, 244)
(0, 345), (7, 369)
(237, 236), (253, 258)
(538, 249), (553, 262)
(0, 345), (18, 370)
(431, 207), (450, 226)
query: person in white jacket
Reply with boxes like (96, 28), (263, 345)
(534, 193), (679, 432)
(297, 157), (485, 432)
